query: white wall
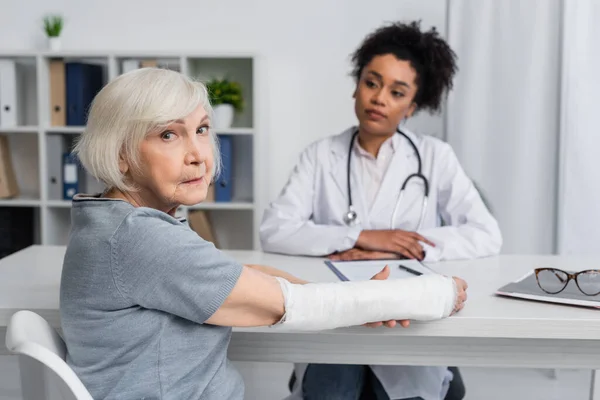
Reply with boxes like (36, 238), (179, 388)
(0, 0), (448, 208)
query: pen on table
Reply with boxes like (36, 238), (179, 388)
(398, 264), (423, 276)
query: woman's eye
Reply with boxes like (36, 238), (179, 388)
(365, 80), (376, 88)
(392, 91), (405, 98)
(197, 126), (210, 135)
(161, 131), (175, 140)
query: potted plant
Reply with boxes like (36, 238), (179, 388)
(206, 77), (244, 129)
(43, 15), (64, 51)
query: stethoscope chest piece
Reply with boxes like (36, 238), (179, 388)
(343, 207), (358, 226)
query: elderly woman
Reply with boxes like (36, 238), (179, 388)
(59, 68), (468, 400)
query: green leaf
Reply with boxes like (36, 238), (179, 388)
(43, 14), (64, 37)
(205, 76), (244, 112)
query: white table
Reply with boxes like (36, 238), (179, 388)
(1, 245), (600, 399)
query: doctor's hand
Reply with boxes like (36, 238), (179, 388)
(356, 229), (435, 261)
(363, 265), (411, 329)
(328, 248), (400, 261)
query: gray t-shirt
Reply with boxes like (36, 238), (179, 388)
(60, 195), (244, 399)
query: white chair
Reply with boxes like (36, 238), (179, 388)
(5, 310), (93, 400)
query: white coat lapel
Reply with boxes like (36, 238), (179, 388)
(329, 128), (371, 228)
(369, 132), (421, 223)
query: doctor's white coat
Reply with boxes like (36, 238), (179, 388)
(260, 127), (502, 262)
(259, 127), (502, 400)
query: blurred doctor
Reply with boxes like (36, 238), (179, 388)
(260, 21), (502, 400)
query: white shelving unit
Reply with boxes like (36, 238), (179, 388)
(0, 51), (261, 251)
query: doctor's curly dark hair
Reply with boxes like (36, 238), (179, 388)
(351, 20), (458, 114)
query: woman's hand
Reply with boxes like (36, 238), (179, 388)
(363, 265), (410, 329)
(356, 230), (435, 260)
(328, 248), (400, 261)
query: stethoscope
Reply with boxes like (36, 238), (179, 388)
(343, 128), (430, 230)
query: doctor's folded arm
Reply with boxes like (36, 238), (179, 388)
(260, 21), (502, 400)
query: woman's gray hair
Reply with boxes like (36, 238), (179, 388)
(73, 68), (221, 192)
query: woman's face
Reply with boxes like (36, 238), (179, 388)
(354, 53), (419, 136)
(123, 105), (214, 212)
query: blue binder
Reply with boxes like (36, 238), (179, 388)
(63, 153), (79, 200)
(215, 135), (233, 202)
(65, 62), (104, 126)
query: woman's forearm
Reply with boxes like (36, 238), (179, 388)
(207, 265), (464, 330)
(245, 264), (309, 285)
(273, 274), (460, 331)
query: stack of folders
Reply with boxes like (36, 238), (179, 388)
(48, 59), (107, 200)
(49, 60), (105, 127)
(46, 141), (104, 201)
(0, 61), (22, 198)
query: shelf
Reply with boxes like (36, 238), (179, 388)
(46, 200), (72, 208)
(0, 194), (41, 207)
(187, 202), (254, 211)
(215, 128), (254, 135)
(45, 126), (85, 134)
(0, 126), (39, 134)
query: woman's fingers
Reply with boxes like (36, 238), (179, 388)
(370, 265), (390, 280)
(364, 319), (411, 328)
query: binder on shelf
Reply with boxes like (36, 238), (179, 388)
(0, 135), (19, 199)
(49, 59), (66, 126)
(47, 135), (64, 200)
(63, 153), (79, 200)
(0, 60), (19, 128)
(140, 59), (157, 68)
(66, 62), (105, 126)
(215, 135), (232, 202)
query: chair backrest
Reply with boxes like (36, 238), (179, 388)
(5, 310), (93, 400)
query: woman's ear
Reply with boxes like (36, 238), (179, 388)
(118, 154), (129, 175)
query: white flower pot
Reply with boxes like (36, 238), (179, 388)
(48, 37), (61, 51)
(212, 104), (234, 130)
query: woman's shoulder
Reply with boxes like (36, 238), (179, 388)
(72, 195), (184, 233)
(112, 207), (190, 243)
